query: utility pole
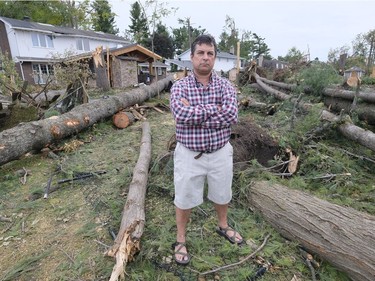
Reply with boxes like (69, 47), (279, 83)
(187, 17), (192, 48)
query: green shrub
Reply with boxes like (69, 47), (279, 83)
(361, 75), (375, 85)
(297, 62), (341, 96)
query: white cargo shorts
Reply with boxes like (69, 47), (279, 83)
(173, 142), (233, 209)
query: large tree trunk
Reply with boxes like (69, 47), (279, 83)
(248, 181), (375, 281)
(252, 73), (375, 153)
(253, 73), (291, 100)
(324, 96), (375, 125)
(258, 76), (375, 104)
(0, 76), (173, 166)
(323, 87), (375, 104)
(106, 121), (151, 281)
(321, 110), (375, 151)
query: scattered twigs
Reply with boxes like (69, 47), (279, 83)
(336, 147), (375, 164)
(28, 170), (107, 201)
(94, 239), (110, 249)
(310, 173), (351, 180)
(300, 247), (320, 281)
(57, 170), (106, 184)
(0, 216), (12, 222)
(43, 164), (62, 199)
(196, 233), (271, 276)
(19, 167), (29, 185)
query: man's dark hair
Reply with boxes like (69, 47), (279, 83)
(191, 34), (217, 56)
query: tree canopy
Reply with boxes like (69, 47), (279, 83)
(128, 1), (149, 45)
(90, 0), (119, 35)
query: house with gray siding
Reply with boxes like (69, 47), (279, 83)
(0, 16), (130, 85)
(170, 49), (245, 72)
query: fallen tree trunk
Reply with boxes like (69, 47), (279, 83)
(324, 96), (375, 125)
(106, 121), (151, 281)
(323, 87), (375, 104)
(252, 73), (375, 153)
(321, 110), (375, 151)
(248, 181), (375, 281)
(258, 75), (375, 104)
(0, 76), (173, 166)
(253, 74), (292, 100)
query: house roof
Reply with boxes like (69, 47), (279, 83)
(64, 44), (162, 64)
(108, 44), (162, 62)
(165, 59), (193, 70)
(345, 66), (365, 73)
(177, 49), (244, 60)
(0, 16), (129, 43)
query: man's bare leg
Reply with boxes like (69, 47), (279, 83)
(175, 207), (192, 262)
(214, 203), (243, 243)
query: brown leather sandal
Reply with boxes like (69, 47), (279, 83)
(172, 241), (191, 265)
(216, 226), (244, 245)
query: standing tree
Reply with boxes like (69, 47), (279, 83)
(137, 0), (177, 52)
(128, 1), (149, 45)
(364, 29), (375, 73)
(218, 15), (239, 54)
(217, 16), (270, 60)
(278, 47), (305, 64)
(0, 0), (90, 29)
(90, 0), (118, 35)
(250, 33), (271, 59)
(172, 18), (206, 55)
(146, 23), (173, 58)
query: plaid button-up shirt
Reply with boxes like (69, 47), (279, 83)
(170, 71), (238, 153)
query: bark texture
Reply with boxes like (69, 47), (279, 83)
(106, 121), (151, 281)
(321, 110), (375, 151)
(248, 181), (375, 281)
(0, 76), (173, 166)
(323, 87), (375, 104)
(324, 96), (375, 125)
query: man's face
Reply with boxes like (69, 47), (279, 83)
(190, 43), (216, 75)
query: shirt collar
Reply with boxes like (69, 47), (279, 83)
(191, 71), (217, 87)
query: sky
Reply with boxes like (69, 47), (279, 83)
(109, 0), (375, 61)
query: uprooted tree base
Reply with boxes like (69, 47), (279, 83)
(231, 116), (279, 166)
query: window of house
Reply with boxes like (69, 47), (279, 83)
(31, 33), (54, 48)
(32, 63), (54, 84)
(76, 38), (90, 51)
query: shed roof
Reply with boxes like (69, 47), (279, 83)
(344, 66), (365, 73)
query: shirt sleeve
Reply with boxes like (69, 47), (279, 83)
(170, 81), (219, 125)
(201, 83), (238, 129)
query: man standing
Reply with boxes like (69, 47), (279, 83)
(170, 34), (243, 265)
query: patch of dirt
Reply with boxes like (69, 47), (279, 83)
(231, 115), (279, 166)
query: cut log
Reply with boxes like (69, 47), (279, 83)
(324, 96), (375, 125)
(113, 111), (136, 129)
(0, 76), (173, 166)
(248, 181), (375, 281)
(106, 121), (151, 281)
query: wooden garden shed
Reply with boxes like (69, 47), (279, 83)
(96, 44), (162, 89)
